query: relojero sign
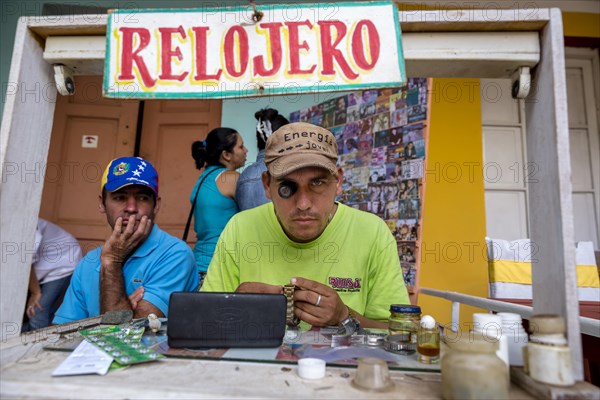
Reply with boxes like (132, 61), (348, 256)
(104, 1), (405, 99)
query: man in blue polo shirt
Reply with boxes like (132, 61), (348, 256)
(54, 157), (198, 324)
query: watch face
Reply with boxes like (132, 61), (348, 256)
(340, 316), (359, 335)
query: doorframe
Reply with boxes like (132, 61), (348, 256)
(565, 47), (600, 141)
(0, 9), (583, 379)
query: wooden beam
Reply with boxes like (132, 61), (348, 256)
(43, 32), (540, 79)
(403, 32), (539, 78)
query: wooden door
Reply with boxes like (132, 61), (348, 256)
(481, 78), (529, 241)
(566, 59), (600, 250)
(138, 100), (222, 241)
(39, 76), (139, 251)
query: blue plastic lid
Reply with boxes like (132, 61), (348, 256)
(390, 304), (421, 313)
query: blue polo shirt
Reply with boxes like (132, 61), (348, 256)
(53, 224), (198, 324)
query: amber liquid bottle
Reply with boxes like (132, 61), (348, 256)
(417, 315), (440, 364)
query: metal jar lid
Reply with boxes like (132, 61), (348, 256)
(389, 304), (421, 313)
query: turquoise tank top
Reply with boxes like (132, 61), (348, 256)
(191, 166), (239, 273)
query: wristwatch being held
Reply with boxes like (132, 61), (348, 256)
(338, 307), (360, 335)
(283, 284), (300, 327)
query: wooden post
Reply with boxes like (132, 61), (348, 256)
(525, 9), (582, 380)
(0, 18), (56, 341)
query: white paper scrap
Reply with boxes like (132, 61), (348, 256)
(52, 339), (114, 377)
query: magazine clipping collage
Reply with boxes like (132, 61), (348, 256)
(289, 78), (429, 291)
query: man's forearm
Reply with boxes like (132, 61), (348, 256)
(28, 267), (41, 295)
(345, 307), (388, 329)
(100, 262), (131, 313)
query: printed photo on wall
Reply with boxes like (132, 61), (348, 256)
(402, 263), (417, 288)
(374, 129), (390, 148)
(331, 125), (344, 142)
(340, 186), (368, 205)
(386, 144), (405, 162)
(386, 161), (403, 181)
(371, 147), (387, 166)
(322, 110), (335, 128)
(369, 165), (387, 183)
(384, 200), (399, 220)
(289, 78), (430, 292)
(390, 107), (408, 128)
(343, 122), (360, 140)
(367, 183), (383, 203)
(398, 198), (420, 220)
(347, 105), (360, 122)
(334, 108), (347, 126)
(395, 219), (419, 241)
(348, 91), (362, 107)
(402, 122), (424, 143)
(358, 117), (374, 136)
(376, 89), (392, 113)
(358, 133), (373, 152)
(344, 138), (359, 154)
(400, 179), (419, 199)
(389, 127), (403, 147)
(354, 149), (371, 167)
(399, 243), (417, 263)
(390, 91), (407, 112)
(401, 159), (423, 180)
(299, 109), (309, 122)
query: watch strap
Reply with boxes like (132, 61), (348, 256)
(283, 284), (300, 327)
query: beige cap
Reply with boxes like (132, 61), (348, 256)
(264, 122), (338, 178)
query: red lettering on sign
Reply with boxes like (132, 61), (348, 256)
(158, 26), (189, 81)
(191, 27), (222, 81)
(286, 20), (316, 75)
(224, 26), (249, 78)
(117, 27), (157, 88)
(318, 21), (358, 80)
(351, 20), (380, 70)
(253, 22), (283, 77)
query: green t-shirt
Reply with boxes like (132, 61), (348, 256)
(202, 202), (409, 323)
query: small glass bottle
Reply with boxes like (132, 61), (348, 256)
(417, 315), (440, 364)
(441, 332), (509, 400)
(388, 304), (421, 354)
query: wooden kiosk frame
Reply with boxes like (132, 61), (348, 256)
(0, 7), (586, 392)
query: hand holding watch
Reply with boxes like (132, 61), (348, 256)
(283, 283), (360, 335)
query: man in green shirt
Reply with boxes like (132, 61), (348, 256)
(202, 122), (410, 330)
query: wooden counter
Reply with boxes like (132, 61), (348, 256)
(0, 338), (534, 399)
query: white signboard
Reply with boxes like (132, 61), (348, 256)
(104, 1), (405, 99)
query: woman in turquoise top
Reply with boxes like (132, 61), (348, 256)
(190, 127), (247, 282)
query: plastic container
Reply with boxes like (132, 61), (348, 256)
(441, 332), (509, 400)
(388, 304), (421, 354)
(297, 358), (326, 380)
(472, 313), (509, 369)
(417, 315), (440, 364)
(525, 314), (574, 386)
(497, 312), (528, 366)
(351, 357), (394, 392)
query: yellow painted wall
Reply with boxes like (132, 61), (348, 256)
(418, 79), (488, 328)
(563, 12), (600, 38)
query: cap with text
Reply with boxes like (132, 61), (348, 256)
(264, 122), (338, 178)
(100, 157), (159, 196)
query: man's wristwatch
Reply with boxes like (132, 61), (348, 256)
(338, 307), (360, 335)
(283, 284), (300, 327)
